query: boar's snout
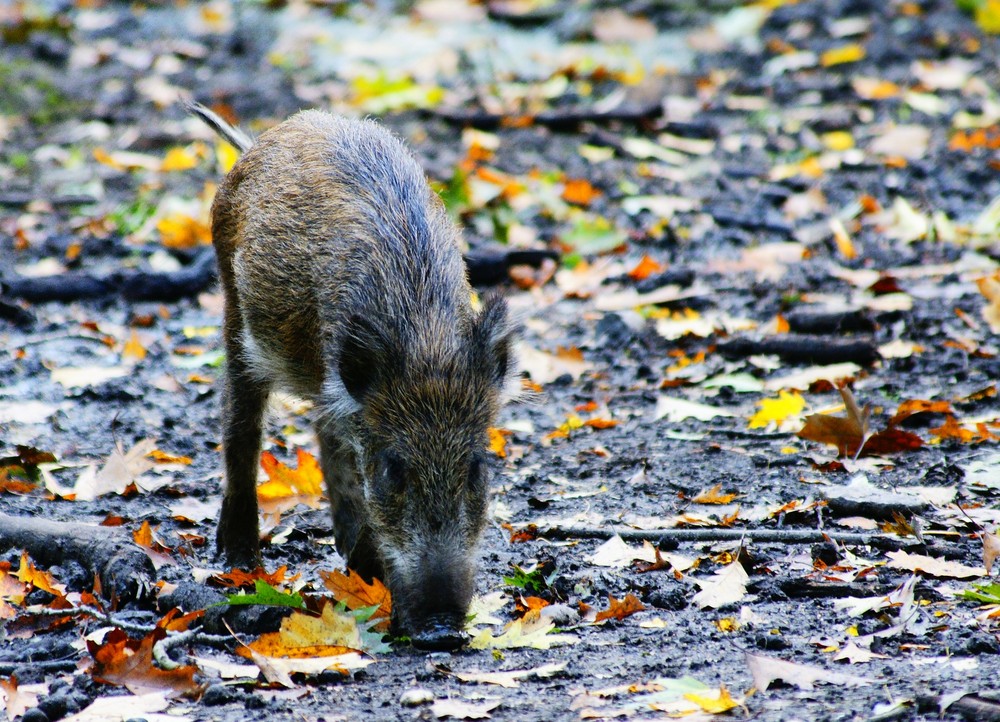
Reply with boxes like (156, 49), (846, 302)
(410, 619), (469, 651)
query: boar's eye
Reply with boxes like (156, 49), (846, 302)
(374, 451), (407, 499)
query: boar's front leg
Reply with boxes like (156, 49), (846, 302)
(318, 432), (383, 581)
(216, 318), (270, 568)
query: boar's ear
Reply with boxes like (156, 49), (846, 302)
(472, 292), (517, 395)
(338, 315), (393, 405)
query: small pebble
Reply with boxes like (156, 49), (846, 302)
(399, 688), (434, 707)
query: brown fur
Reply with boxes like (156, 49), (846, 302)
(192, 105), (513, 647)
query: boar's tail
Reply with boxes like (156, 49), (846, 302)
(187, 102), (254, 154)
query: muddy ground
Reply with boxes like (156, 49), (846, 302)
(2, 0), (1000, 720)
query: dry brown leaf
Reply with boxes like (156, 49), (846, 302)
(982, 532), (1000, 575)
(15, 552), (65, 597)
(88, 628), (200, 697)
(593, 593), (646, 623)
(746, 651), (871, 691)
(692, 561), (748, 609)
(212, 566), (297, 589)
(886, 551), (985, 579)
(888, 399), (953, 426)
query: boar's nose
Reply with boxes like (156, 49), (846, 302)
(411, 622), (468, 651)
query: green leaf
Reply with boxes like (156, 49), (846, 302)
(224, 580), (305, 609)
(503, 564), (556, 593)
(958, 582), (1000, 604)
(560, 216), (627, 255)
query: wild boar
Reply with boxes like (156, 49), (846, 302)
(189, 103), (515, 650)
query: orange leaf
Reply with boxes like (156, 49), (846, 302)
(212, 566), (296, 589)
(488, 427), (512, 458)
(930, 415), (977, 443)
(626, 255), (665, 281)
(691, 483), (739, 505)
(515, 595), (550, 623)
(594, 593), (646, 623)
(15, 553), (63, 596)
(88, 628), (200, 696)
(319, 569), (392, 631)
(584, 417), (619, 430)
(561, 178), (601, 206)
(888, 399), (953, 426)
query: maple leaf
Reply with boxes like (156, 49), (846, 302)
(748, 390), (805, 430)
(487, 427), (511, 458)
(239, 600), (389, 658)
(88, 628), (200, 697)
(692, 561), (748, 610)
(691, 483), (740, 505)
(212, 566), (297, 589)
(594, 593), (646, 623)
(627, 255), (665, 281)
(15, 552), (65, 597)
(319, 569), (392, 631)
(561, 178), (601, 206)
(257, 448), (324, 517)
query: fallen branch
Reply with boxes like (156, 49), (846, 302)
(0, 247), (557, 306)
(916, 692), (1000, 722)
(0, 513), (156, 604)
(537, 525), (910, 550)
(429, 101), (663, 131)
(784, 309), (876, 335)
(716, 335), (880, 366)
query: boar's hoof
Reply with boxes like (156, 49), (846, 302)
(410, 622), (468, 651)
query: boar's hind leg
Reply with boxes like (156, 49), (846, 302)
(318, 433), (383, 581)
(216, 336), (270, 569)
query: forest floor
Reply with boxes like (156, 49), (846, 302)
(2, 0), (1000, 721)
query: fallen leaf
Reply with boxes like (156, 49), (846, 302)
(451, 662), (566, 688)
(244, 647), (373, 688)
(594, 594), (646, 623)
(982, 532), (1000, 575)
(821, 43), (866, 66)
(1, 675), (40, 720)
(16, 551), (66, 597)
(61, 691), (189, 722)
(748, 390), (805, 430)
(888, 399), (953, 426)
(50, 366), (130, 389)
(241, 600), (389, 657)
(745, 651), (871, 691)
(88, 629), (200, 697)
(75, 438), (158, 501)
(834, 642), (889, 664)
(887, 551), (985, 579)
(430, 697), (501, 720)
(469, 617), (577, 650)
(692, 561), (748, 609)
(319, 569), (392, 631)
(627, 255), (665, 281)
(487, 428), (511, 458)
(561, 178), (601, 206)
(517, 344), (591, 385)
(684, 683), (740, 714)
(976, 274), (1000, 333)
(257, 448), (324, 514)
(654, 396), (736, 422)
(691, 484), (740, 504)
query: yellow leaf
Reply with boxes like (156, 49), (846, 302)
(748, 390), (805, 429)
(821, 131), (854, 151)
(258, 448), (324, 499)
(217, 140), (240, 173)
(160, 147), (199, 172)
(830, 218), (857, 260)
(470, 618), (577, 650)
(976, 0), (1000, 34)
(156, 213), (212, 248)
(122, 329), (147, 361)
(821, 43), (866, 67)
(242, 602), (362, 658)
(714, 617), (739, 632)
(684, 684), (740, 714)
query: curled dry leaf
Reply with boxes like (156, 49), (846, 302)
(745, 651), (871, 691)
(88, 628), (200, 697)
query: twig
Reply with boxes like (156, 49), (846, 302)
(152, 629), (231, 670)
(537, 525), (912, 550)
(717, 335), (880, 366)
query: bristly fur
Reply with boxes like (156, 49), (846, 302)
(192, 104), (516, 648)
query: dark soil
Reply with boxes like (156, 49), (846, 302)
(2, 1), (1000, 721)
